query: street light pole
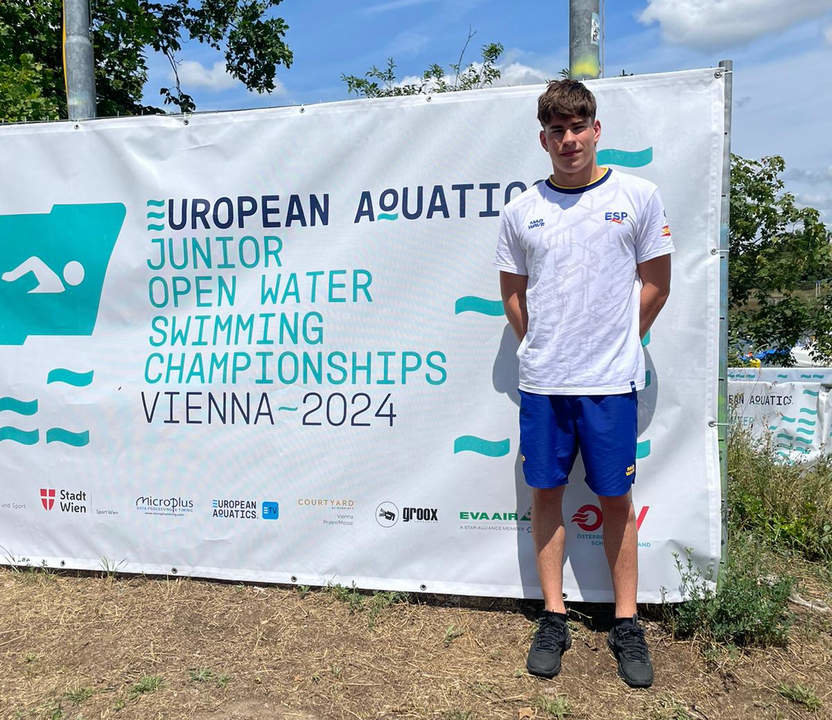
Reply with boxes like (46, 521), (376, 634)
(63, 0), (96, 120)
(569, 0), (602, 80)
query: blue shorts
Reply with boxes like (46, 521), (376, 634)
(518, 390), (637, 497)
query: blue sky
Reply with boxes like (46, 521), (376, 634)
(143, 0), (832, 220)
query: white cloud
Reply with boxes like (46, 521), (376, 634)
(639, 0), (832, 50)
(176, 61), (240, 91)
(492, 62), (551, 87)
(394, 61), (550, 92)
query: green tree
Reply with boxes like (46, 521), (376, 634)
(342, 30), (503, 98)
(729, 154), (832, 364)
(0, 0), (293, 119)
(0, 53), (61, 122)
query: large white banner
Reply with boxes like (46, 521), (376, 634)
(0, 69), (723, 602)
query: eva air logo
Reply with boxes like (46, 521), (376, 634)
(0, 203), (125, 344)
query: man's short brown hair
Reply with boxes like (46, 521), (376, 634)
(537, 79), (597, 125)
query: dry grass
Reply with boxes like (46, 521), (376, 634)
(2, 568), (832, 720)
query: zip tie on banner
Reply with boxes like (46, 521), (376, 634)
(708, 421), (731, 427)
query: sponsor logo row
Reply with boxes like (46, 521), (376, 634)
(7, 491), (651, 535)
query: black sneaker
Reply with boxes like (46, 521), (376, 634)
(526, 611), (571, 678)
(607, 615), (654, 688)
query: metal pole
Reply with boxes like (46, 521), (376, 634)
(717, 59), (733, 585)
(63, 0), (96, 120)
(569, 0), (602, 79)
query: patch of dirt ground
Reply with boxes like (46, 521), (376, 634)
(1, 568), (831, 719)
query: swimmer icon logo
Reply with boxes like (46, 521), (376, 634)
(0, 203), (125, 344)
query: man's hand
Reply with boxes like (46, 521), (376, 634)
(637, 255), (671, 339)
(500, 271), (529, 341)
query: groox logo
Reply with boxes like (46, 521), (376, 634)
(0, 203), (125, 344)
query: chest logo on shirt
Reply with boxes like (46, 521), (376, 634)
(604, 211), (629, 224)
(527, 218), (545, 230)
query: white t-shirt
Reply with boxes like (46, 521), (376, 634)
(494, 168), (674, 395)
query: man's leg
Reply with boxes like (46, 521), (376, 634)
(598, 491), (637, 618)
(532, 485), (567, 613)
(527, 484), (571, 677)
(600, 490), (653, 688)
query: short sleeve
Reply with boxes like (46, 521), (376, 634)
(494, 208), (528, 275)
(635, 189), (675, 264)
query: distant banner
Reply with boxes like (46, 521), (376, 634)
(0, 69), (724, 602)
(728, 380), (831, 463)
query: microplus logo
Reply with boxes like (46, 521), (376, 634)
(135, 495), (194, 517)
(527, 218), (545, 230)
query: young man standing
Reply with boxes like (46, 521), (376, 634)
(494, 80), (673, 688)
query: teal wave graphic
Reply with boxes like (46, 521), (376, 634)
(777, 374), (788, 379)
(453, 436), (509, 457)
(800, 408), (818, 416)
(802, 389), (819, 397)
(781, 416), (796, 422)
(813, 374), (825, 379)
(768, 425), (778, 431)
(644, 370), (651, 388)
(641, 331), (650, 347)
(597, 147), (653, 167)
(46, 428), (89, 446)
(47, 369), (93, 386)
(147, 223), (165, 231)
(793, 436), (811, 445)
(798, 418), (816, 426)
(636, 440), (651, 459)
(146, 211), (165, 219)
(0, 397), (38, 415)
(796, 428), (813, 435)
(378, 213), (399, 221)
(146, 199), (165, 207)
(278, 406), (298, 412)
(0, 427), (38, 444)
(454, 297), (503, 316)
(777, 433), (793, 441)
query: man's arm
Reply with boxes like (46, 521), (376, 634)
(500, 271), (529, 341)
(637, 254), (671, 339)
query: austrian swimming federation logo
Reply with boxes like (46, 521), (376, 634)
(571, 504), (651, 532)
(0, 203), (125, 344)
(40, 488), (55, 511)
(571, 504), (602, 532)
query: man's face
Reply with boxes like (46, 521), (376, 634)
(539, 114), (601, 180)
